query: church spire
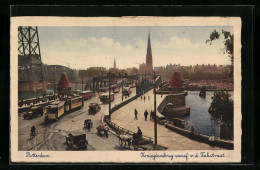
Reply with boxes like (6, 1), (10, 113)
(113, 57), (116, 68)
(147, 32), (152, 56)
(146, 32), (153, 73)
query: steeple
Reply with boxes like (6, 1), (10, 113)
(146, 32), (153, 73)
(147, 32), (152, 56)
(113, 58), (116, 68)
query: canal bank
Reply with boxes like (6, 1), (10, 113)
(110, 89), (225, 150)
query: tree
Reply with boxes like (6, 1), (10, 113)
(208, 90), (233, 127)
(206, 30), (234, 77)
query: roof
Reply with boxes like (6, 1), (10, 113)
(169, 71), (184, 88)
(100, 92), (114, 96)
(80, 90), (93, 94)
(51, 101), (65, 105)
(57, 72), (71, 88)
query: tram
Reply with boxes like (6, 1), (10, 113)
(112, 87), (120, 93)
(122, 87), (132, 97)
(45, 101), (65, 122)
(79, 90), (94, 100)
(99, 92), (114, 103)
(64, 95), (84, 113)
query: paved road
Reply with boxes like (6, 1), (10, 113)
(18, 88), (136, 151)
(111, 89), (223, 150)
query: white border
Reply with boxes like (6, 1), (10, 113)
(10, 17), (241, 163)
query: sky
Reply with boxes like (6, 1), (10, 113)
(38, 26), (233, 70)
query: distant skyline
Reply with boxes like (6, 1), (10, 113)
(38, 26), (233, 70)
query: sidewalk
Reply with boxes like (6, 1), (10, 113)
(111, 89), (222, 150)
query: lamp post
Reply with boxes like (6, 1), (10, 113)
(108, 71), (111, 121)
(121, 71), (124, 102)
(153, 70), (157, 147)
(82, 70), (84, 91)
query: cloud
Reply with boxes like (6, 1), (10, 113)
(41, 35), (230, 69)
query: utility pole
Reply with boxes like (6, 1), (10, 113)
(108, 71), (111, 120)
(121, 71), (124, 102)
(153, 70), (157, 148)
(82, 70), (84, 91)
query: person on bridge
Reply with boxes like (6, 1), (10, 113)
(144, 110), (148, 121)
(137, 127), (142, 136)
(134, 109), (138, 120)
(104, 124), (109, 138)
(150, 110), (154, 120)
(31, 125), (36, 136)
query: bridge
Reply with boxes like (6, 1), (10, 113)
(85, 73), (162, 96)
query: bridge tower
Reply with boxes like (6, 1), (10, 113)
(18, 26), (42, 66)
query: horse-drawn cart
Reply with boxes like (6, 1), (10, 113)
(117, 132), (153, 150)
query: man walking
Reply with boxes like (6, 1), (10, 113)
(134, 109), (138, 120)
(30, 125), (36, 138)
(104, 124), (109, 138)
(144, 110), (148, 121)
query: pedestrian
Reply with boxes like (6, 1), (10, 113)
(150, 110), (153, 120)
(144, 96), (146, 102)
(134, 109), (138, 120)
(104, 124), (109, 138)
(144, 110), (148, 121)
(209, 134), (215, 146)
(30, 125), (36, 136)
(137, 126), (142, 136)
(141, 96), (142, 101)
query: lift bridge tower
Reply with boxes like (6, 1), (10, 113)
(18, 26), (42, 66)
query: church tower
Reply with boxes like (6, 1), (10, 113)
(146, 32), (153, 73)
(113, 58), (116, 68)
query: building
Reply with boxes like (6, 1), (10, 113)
(139, 32), (153, 74)
(113, 58), (116, 69)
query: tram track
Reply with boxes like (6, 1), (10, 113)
(26, 108), (90, 151)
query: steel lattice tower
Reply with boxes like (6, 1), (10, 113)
(18, 26), (41, 61)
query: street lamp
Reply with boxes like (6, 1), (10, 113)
(153, 70), (157, 148)
(120, 71), (124, 102)
(108, 71), (111, 121)
(82, 70), (84, 91)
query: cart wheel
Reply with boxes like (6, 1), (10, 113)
(128, 141), (131, 149)
(119, 139), (123, 147)
(78, 140), (86, 149)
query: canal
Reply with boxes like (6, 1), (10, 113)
(183, 91), (233, 139)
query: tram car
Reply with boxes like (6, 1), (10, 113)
(112, 87), (120, 93)
(45, 101), (65, 122)
(127, 82), (135, 88)
(122, 87), (132, 97)
(99, 92), (114, 103)
(79, 90), (94, 100)
(64, 95), (84, 113)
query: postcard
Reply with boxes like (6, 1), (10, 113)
(11, 16), (241, 163)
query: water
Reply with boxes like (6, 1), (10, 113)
(182, 91), (233, 138)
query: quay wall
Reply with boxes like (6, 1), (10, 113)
(165, 123), (234, 150)
(104, 90), (233, 149)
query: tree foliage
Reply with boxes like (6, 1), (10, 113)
(206, 29), (234, 77)
(208, 90), (233, 127)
